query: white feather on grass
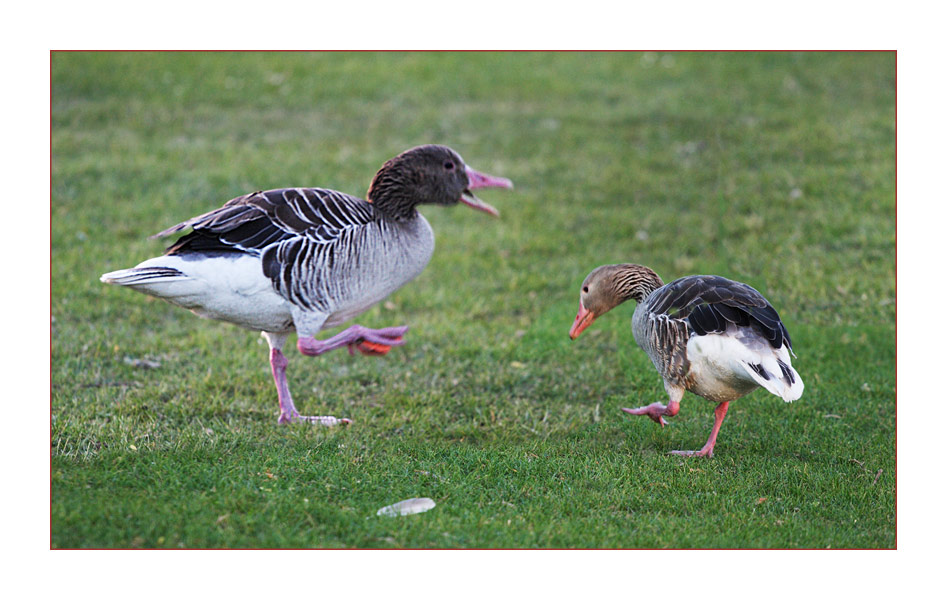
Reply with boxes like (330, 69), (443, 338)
(376, 497), (436, 517)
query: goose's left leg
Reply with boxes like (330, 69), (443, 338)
(669, 401), (729, 458)
(263, 331), (352, 426)
(621, 385), (682, 427)
(296, 325), (408, 357)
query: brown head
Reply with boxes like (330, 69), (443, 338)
(568, 263), (664, 339)
(366, 145), (513, 220)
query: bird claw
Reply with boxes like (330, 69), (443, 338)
(278, 412), (352, 427)
(668, 448), (712, 458)
(354, 337), (403, 355)
(622, 403), (671, 427)
(347, 326), (408, 356)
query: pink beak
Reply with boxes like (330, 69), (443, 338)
(569, 301), (596, 340)
(460, 166), (513, 217)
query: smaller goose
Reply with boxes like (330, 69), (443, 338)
(569, 263), (803, 457)
(101, 145), (512, 426)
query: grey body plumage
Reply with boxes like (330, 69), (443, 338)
(153, 186), (435, 335)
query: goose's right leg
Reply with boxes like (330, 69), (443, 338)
(263, 331), (352, 426)
(668, 401), (729, 458)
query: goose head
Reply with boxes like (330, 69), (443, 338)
(367, 145), (513, 220)
(569, 263), (664, 339)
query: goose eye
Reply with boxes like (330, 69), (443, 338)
(443, 161), (455, 170)
(582, 286), (589, 293)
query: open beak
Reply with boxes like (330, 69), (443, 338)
(461, 166), (513, 217)
(569, 301), (596, 340)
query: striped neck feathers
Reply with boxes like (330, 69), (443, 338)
(583, 263), (664, 315)
(366, 156), (423, 221)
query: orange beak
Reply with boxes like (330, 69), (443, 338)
(569, 301), (596, 340)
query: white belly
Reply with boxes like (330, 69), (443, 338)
(685, 334), (760, 402)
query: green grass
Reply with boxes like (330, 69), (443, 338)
(51, 51), (895, 548)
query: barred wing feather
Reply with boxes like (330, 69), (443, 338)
(154, 188), (379, 312)
(155, 188), (376, 253)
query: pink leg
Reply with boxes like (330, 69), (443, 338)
(297, 324), (408, 357)
(621, 399), (681, 427)
(270, 347), (351, 427)
(669, 401), (730, 458)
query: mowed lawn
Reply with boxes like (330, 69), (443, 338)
(51, 52), (895, 548)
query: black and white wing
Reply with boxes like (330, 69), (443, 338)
(646, 275), (792, 351)
(155, 188), (378, 312)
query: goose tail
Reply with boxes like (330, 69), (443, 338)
(100, 259), (197, 301)
(740, 347), (804, 403)
(100, 266), (188, 287)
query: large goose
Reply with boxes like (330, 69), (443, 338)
(569, 263), (803, 457)
(101, 145), (512, 425)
